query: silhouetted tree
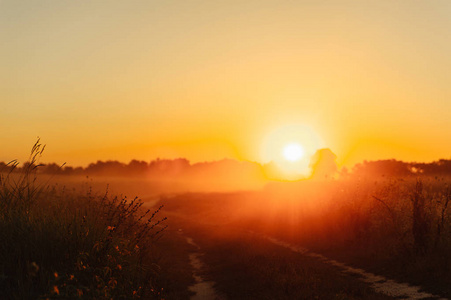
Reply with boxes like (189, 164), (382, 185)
(309, 148), (338, 179)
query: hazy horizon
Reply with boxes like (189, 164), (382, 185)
(4, 147), (451, 169)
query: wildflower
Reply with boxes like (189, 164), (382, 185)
(107, 226), (116, 231)
(117, 264), (122, 270)
(54, 272), (58, 278)
(53, 285), (60, 295)
(76, 289), (83, 296)
(69, 274), (74, 280)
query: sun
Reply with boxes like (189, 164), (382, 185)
(260, 123), (325, 179)
(283, 143), (304, 162)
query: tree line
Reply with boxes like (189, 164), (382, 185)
(1, 157), (450, 178)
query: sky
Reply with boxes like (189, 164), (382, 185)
(1, 0), (450, 170)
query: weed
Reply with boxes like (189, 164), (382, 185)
(0, 141), (166, 299)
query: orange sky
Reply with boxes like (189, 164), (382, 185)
(1, 1), (450, 170)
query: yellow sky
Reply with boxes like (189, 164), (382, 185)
(1, 0), (450, 168)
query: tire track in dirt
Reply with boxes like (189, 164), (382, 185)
(262, 234), (447, 300)
(184, 235), (225, 300)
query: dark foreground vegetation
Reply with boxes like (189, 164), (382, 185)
(0, 142), (168, 299)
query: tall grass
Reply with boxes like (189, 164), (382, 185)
(0, 140), (167, 299)
(224, 175), (451, 288)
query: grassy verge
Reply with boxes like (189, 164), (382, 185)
(0, 142), (167, 299)
(309, 241), (451, 299)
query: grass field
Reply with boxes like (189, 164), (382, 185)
(2, 143), (450, 299)
(157, 175), (451, 299)
(0, 144), (169, 299)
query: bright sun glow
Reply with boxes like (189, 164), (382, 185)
(260, 123), (325, 179)
(283, 143), (304, 162)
